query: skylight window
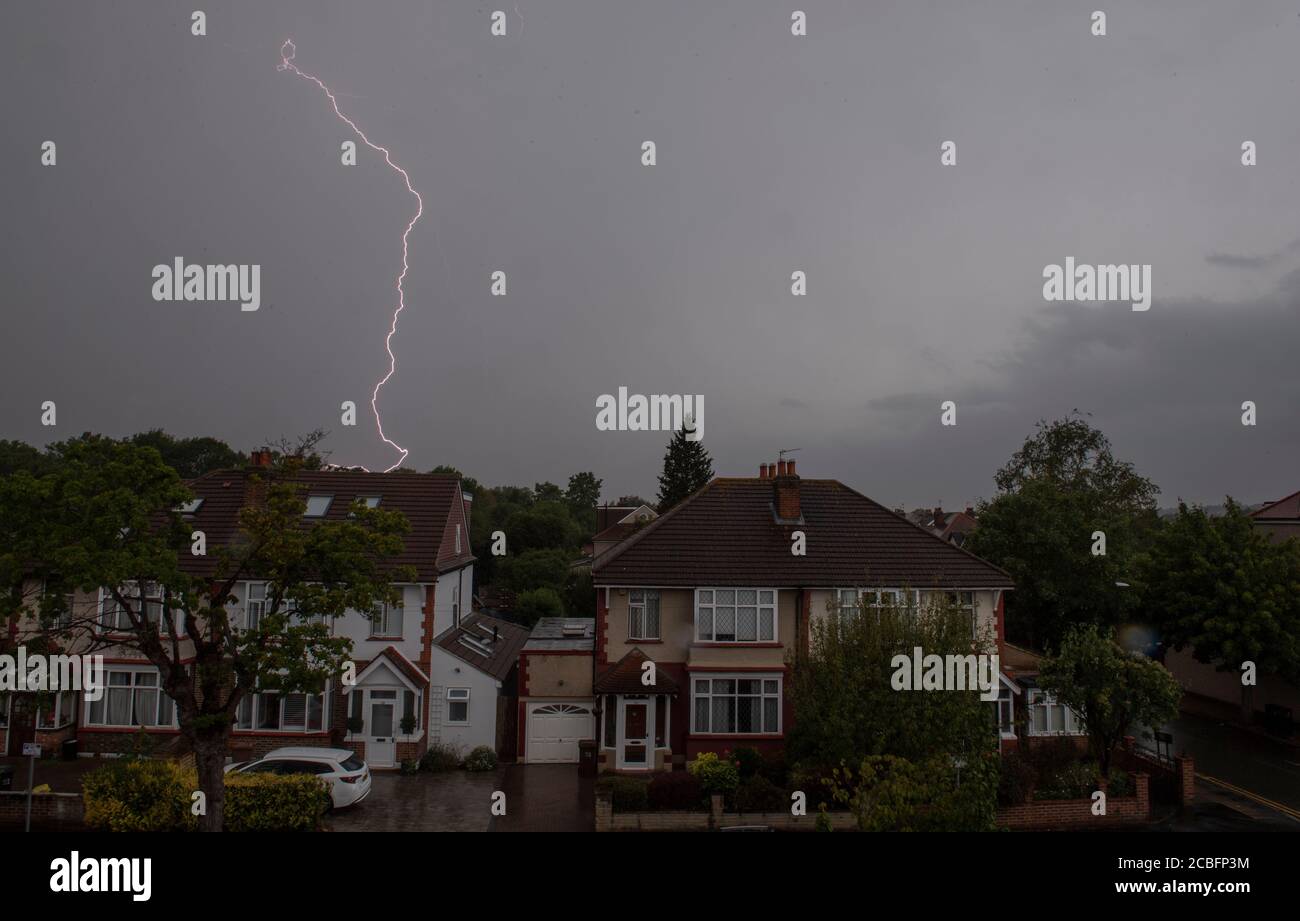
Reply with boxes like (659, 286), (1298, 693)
(175, 499), (204, 514)
(360, 496), (381, 508)
(304, 496), (333, 518)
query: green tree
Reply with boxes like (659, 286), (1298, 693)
(2, 437), (412, 831)
(967, 415), (1159, 649)
(788, 593), (998, 776)
(655, 429), (714, 512)
(1038, 624), (1182, 777)
(498, 548), (572, 594)
(0, 440), (53, 477)
(515, 587), (565, 626)
(825, 752), (998, 832)
(533, 482), (565, 504)
(503, 502), (580, 554)
(128, 430), (245, 478)
(565, 472), (603, 535)
(1139, 499), (1300, 718)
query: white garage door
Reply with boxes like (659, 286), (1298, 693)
(526, 702), (595, 763)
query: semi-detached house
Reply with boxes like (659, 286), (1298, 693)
(1, 456), (478, 769)
(518, 460), (1022, 771)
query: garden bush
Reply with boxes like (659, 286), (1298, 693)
(688, 752), (739, 797)
(731, 746), (762, 779)
(646, 771), (705, 811)
(222, 771), (330, 832)
(83, 758), (329, 832)
(996, 752), (1035, 806)
(464, 745), (498, 772)
(1033, 760), (1099, 800)
(731, 775), (787, 813)
(420, 742), (462, 773)
(399, 759), (420, 776)
(1107, 768), (1134, 798)
(598, 775), (649, 811)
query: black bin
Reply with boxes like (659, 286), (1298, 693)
(577, 739), (598, 778)
(0, 765), (13, 791)
(61, 739), (78, 762)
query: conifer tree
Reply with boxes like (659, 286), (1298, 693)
(655, 428), (714, 512)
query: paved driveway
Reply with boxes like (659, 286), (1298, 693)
(325, 768), (508, 832)
(490, 764), (593, 832)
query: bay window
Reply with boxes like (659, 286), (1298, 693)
(37, 690), (77, 729)
(1027, 688), (1080, 735)
(696, 588), (776, 642)
(628, 589), (660, 640)
(86, 670), (175, 728)
(234, 688), (328, 732)
(691, 675), (781, 734)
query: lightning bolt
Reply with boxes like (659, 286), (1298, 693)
(278, 39), (420, 472)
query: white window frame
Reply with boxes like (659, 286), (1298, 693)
(446, 688), (470, 725)
(689, 672), (783, 735)
(1026, 688), (1082, 736)
(942, 590), (979, 639)
(628, 589), (661, 641)
(85, 668), (177, 729)
(97, 582), (169, 634)
(304, 495), (333, 517)
(993, 684), (1016, 740)
(244, 581), (267, 630)
(233, 685), (330, 733)
(370, 599), (404, 638)
(694, 588), (778, 643)
(835, 588), (918, 620)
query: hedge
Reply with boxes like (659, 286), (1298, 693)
(82, 759), (330, 832)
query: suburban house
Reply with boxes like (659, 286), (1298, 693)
(574, 504), (659, 571)
(1248, 490), (1300, 544)
(908, 505), (979, 548)
(3, 456), (477, 769)
(426, 613), (529, 758)
(528, 460), (1033, 772)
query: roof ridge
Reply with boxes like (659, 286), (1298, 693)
(592, 478), (717, 571)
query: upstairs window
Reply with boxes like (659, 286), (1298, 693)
(98, 583), (166, 633)
(370, 600), (404, 638)
(304, 495), (333, 517)
(696, 589), (776, 643)
(943, 591), (977, 638)
(244, 582), (267, 630)
(628, 589), (661, 640)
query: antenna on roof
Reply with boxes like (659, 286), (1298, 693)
(777, 448), (802, 460)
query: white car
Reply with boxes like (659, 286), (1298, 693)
(225, 747), (372, 809)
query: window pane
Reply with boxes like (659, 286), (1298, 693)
(282, 693), (307, 729)
(715, 606), (735, 640)
(711, 696), (734, 733)
(759, 590), (774, 604)
(604, 700), (617, 746)
(157, 691), (174, 727)
(737, 589), (757, 605)
(737, 607), (757, 640)
(712, 679), (734, 694)
(258, 694), (281, 730)
(308, 694), (323, 731)
(698, 590), (713, 604)
(716, 590), (735, 605)
(108, 687), (132, 725)
(758, 608), (774, 641)
(763, 697), (778, 732)
(694, 695), (710, 733)
(645, 593), (660, 638)
(448, 701), (468, 722)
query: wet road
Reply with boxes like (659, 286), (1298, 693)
(1166, 712), (1300, 818)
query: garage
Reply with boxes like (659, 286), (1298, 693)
(525, 702), (595, 763)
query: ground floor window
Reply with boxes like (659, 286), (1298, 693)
(234, 688), (328, 732)
(86, 669), (176, 728)
(0, 692), (9, 728)
(37, 690), (77, 729)
(691, 674), (781, 734)
(602, 696), (617, 748)
(1026, 688), (1081, 735)
(446, 688), (470, 724)
(991, 684), (1015, 738)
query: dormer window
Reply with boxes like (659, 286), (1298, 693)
(304, 495), (333, 517)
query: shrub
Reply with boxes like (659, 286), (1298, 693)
(83, 759), (329, 832)
(646, 771), (705, 811)
(1033, 761), (1098, 801)
(688, 752), (740, 797)
(997, 752), (1035, 806)
(814, 807), (833, 832)
(420, 742), (463, 773)
(399, 759), (420, 776)
(598, 775), (649, 812)
(758, 749), (789, 786)
(83, 759), (194, 832)
(731, 746), (762, 779)
(1107, 768), (1134, 798)
(1024, 737), (1078, 782)
(731, 775), (787, 813)
(464, 745), (498, 772)
(223, 771), (329, 832)
(789, 763), (838, 810)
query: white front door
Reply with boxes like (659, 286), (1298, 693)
(367, 689), (398, 767)
(617, 695), (654, 770)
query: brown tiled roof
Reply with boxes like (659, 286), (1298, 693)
(594, 648), (679, 694)
(1251, 489), (1300, 520)
(176, 467), (474, 581)
(592, 521), (641, 543)
(432, 613), (529, 682)
(593, 477), (1013, 589)
(369, 646), (430, 688)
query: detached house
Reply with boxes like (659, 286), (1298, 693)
(516, 460), (1020, 771)
(4, 456), (477, 768)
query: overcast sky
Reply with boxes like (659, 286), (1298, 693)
(4, 1), (1300, 508)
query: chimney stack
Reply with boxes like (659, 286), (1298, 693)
(250, 448), (273, 468)
(774, 459), (801, 520)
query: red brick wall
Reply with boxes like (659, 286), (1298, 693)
(997, 773), (1150, 829)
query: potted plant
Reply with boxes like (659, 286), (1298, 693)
(346, 715), (364, 740)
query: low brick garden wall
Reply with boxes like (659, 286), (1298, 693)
(0, 790), (85, 830)
(996, 773), (1149, 829)
(595, 790), (859, 831)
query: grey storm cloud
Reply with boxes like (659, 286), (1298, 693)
(4, 1), (1300, 509)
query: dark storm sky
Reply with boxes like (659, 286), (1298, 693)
(4, 1), (1300, 508)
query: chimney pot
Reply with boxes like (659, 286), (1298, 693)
(759, 463), (768, 479)
(777, 460), (787, 476)
(787, 460), (797, 477)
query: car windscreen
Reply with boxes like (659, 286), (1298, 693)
(341, 755), (365, 772)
